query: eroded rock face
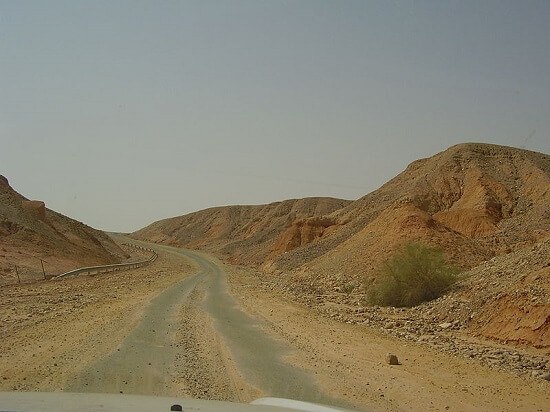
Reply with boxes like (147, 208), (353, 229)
(268, 217), (340, 260)
(0, 175), (127, 281)
(21, 200), (47, 221)
(133, 197), (350, 266)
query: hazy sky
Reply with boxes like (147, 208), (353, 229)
(1, 1), (549, 232)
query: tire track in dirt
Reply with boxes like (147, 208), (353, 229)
(66, 272), (203, 395)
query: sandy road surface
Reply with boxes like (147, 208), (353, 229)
(2, 238), (549, 411)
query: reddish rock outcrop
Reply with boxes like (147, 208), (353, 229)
(21, 200), (47, 221)
(268, 217), (340, 260)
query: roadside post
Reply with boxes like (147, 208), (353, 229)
(40, 259), (46, 279)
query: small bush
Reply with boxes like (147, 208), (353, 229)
(340, 282), (356, 294)
(367, 243), (458, 307)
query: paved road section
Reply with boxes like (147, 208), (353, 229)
(171, 246), (342, 407)
(67, 241), (346, 408)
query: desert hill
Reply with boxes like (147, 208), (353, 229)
(0, 175), (126, 283)
(133, 143), (549, 289)
(279, 143), (550, 289)
(133, 197), (350, 265)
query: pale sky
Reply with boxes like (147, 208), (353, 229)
(1, 1), (549, 232)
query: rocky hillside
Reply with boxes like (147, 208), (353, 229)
(134, 143), (549, 287)
(133, 197), (350, 265)
(427, 236), (550, 348)
(323, 236), (550, 349)
(274, 143), (550, 288)
(245, 236), (549, 375)
(0, 175), (126, 283)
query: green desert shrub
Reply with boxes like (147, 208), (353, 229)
(367, 243), (458, 307)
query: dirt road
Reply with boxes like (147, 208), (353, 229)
(1, 238), (549, 411)
(66, 269), (203, 395)
(165, 245), (344, 406)
(65, 242), (342, 407)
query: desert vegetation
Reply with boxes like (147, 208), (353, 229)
(367, 243), (459, 307)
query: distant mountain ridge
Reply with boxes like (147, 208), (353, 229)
(133, 197), (350, 266)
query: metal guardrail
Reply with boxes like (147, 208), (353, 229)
(54, 244), (158, 280)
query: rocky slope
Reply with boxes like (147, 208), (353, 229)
(135, 143), (549, 284)
(0, 175), (126, 283)
(272, 143), (549, 289)
(243, 237), (550, 378)
(133, 197), (350, 266)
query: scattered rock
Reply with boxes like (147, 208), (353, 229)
(418, 335), (432, 342)
(531, 370), (550, 381)
(438, 322), (453, 329)
(384, 321), (396, 329)
(386, 353), (399, 365)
